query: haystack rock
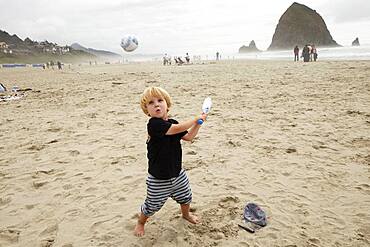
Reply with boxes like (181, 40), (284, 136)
(268, 2), (339, 50)
(239, 40), (261, 53)
(352, 37), (360, 46)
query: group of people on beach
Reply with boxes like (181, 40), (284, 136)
(294, 44), (318, 62)
(163, 53), (191, 65)
(43, 61), (63, 70)
(163, 52), (223, 65)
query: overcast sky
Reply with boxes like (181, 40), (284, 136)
(1, 0), (369, 55)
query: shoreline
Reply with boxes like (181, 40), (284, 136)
(2, 45), (370, 65)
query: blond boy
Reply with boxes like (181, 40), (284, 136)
(134, 86), (207, 236)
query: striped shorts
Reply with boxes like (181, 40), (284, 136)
(141, 169), (192, 216)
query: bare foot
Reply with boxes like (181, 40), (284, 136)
(182, 213), (200, 224)
(134, 213), (148, 237)
(134, 222), (145, 237)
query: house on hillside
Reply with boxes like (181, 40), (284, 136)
(0, 41), (8, 49)
(60, 46), (70, 54)
(0, 41), (12, 54)
(36, 41), (70, 54)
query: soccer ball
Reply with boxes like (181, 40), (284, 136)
(120, 35), (138, 52)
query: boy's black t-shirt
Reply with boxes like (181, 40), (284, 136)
(147, 117), (187, 179)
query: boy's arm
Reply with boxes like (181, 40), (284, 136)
(182, 113), (208, 141)
(181, 124), (201, 141)
(165, 117), (198, 135)
(166, 114), (206, 135)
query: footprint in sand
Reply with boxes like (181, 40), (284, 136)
(47, 127), (62, 133)
(27, 144), (45, 151)
(185, 196), (241, 244)
(85, 187), (98, 192)
(90, 215), (123, 233)
(69, 150), (80, 156)
(65, 208), (81, 217)
(0, 197), (12, 206)
(40, 238), (55, 247)
(32, 181), (48, 189)
(62, 184), (73, 190)
(308, 237), (321, 246)
(32, 169), (56, 180)
(237, 242), (251, 247)
(25, 204), (35, 210)
(0, 229), (20, 244)
(355, 183), (370, 192)
(39, 223), (58, 247)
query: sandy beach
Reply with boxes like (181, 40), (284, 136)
(1, 60), (369, 246)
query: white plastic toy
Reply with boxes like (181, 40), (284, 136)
(197, 97), (212, 124)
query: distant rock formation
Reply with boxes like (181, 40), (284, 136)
(239, 40), (261, 53)
(0, 29), (96, 63)
(1, 29), (65, 55)
(352, 37), (360, 46)
(0, 30), (29, 52)
(71, 43), (121, 59)
(268, 2), (339, 50)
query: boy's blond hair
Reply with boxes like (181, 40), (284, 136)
(140, 87), (172, 116)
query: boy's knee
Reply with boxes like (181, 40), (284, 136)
(141, 200), (166, 216)
(141, 204), (156, 217)
(175, 195), (192, 205)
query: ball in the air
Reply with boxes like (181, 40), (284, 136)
(120, 35), (138, 52)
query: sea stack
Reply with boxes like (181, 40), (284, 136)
(268, 2), (339, 50)
(352, 37), (360, 46)
(239, 40), (261, 53)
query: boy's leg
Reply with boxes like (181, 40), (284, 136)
(180, 203), (199, 224)
(171, 170), (199, 224)
(134, 175), (172, 236)
(134, 213), (149, 237)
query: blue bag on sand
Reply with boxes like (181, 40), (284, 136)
(243, 202), (267, 227)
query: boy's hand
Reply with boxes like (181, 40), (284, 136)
(199, 113), (207, 123)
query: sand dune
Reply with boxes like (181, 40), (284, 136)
(1, 60), (369, 246)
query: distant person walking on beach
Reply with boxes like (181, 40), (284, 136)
(163, 53), (173, 65)
(185, 53), (190, 63)
(134, 86), (207, 236)
(294, 45), (299, 61)
(312, 45), (318, 61)
(163, 53), (168, 65)
(307, 45), (313, 61)
(216, 51), (220, 60)
(57, 61), (62, 70)
(302, 45), (310, 62)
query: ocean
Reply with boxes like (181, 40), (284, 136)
(125, 45), (370, 62)
(227, 45), (370, 61)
